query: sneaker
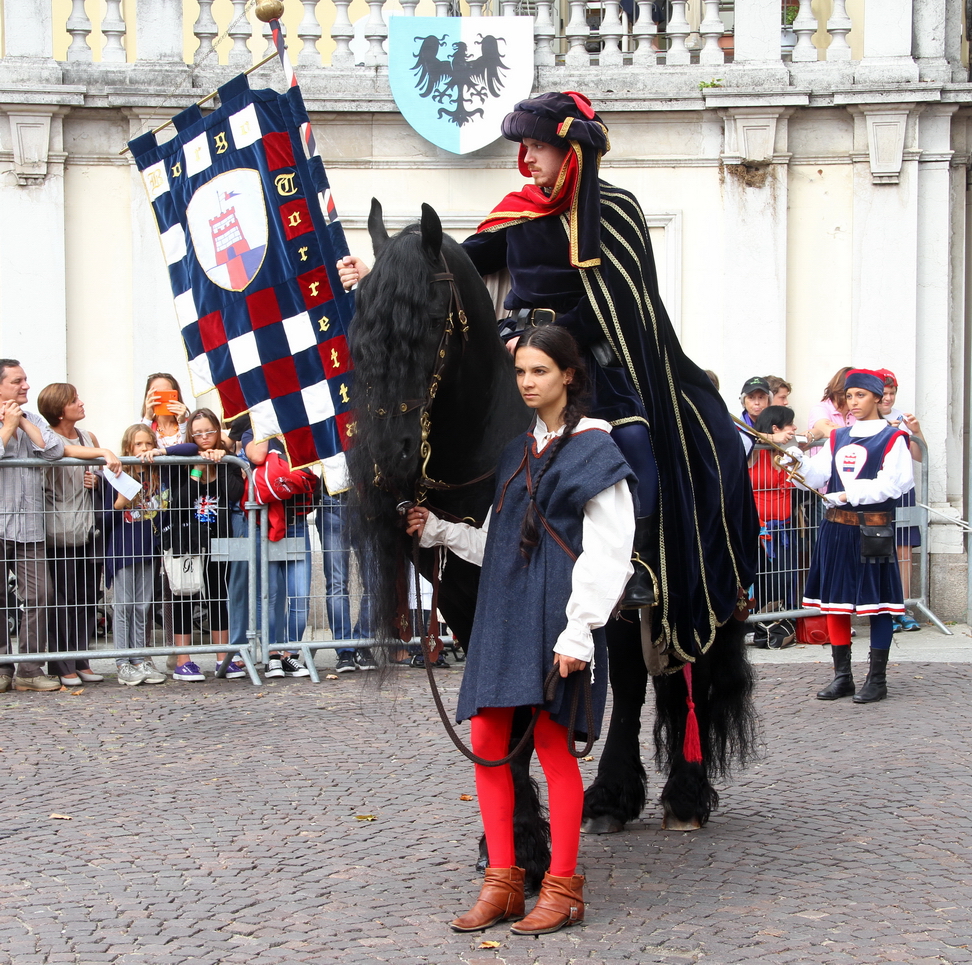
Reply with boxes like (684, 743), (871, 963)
(13, 673), (61, 692)
(117, 663), (144, 687)
(223, 661), (247, 679)
(137, 660), (167, 685)
(334, 654), (357, 673)
(265, 657), (285, 679)
(279, 656), (310, 677)
(410, 651), (449, 669)
(354, 648), (377, 671)
(172, 661), (205, 682)
(897, 611), (921, 632)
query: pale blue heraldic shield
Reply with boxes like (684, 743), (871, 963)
(388, 17), (535, 155)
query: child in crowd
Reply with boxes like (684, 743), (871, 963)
(108, 425), (168, 686)
(154, 408), (245, 681)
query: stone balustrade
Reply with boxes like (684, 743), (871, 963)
(0, 0), (961, 105)
(0, 0), (948, 76)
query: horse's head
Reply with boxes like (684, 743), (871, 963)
(348, 199), (470, 505)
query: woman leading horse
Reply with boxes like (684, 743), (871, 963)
(407, 326), (636, 934)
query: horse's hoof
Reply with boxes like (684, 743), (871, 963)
(661, 811), (703, 832)
(580, 815), (625, 835)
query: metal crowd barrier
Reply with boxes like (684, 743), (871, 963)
(744, 435), (949, 636)
(0, 454), (265, 684)
(0, 454), (391, 687)
(4, 434), (948, 690)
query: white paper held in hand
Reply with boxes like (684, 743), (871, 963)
(105, 470), (143, 501)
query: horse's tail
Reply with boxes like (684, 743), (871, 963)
(652, 618), (759, 824)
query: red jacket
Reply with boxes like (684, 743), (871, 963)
(245, 450), (319, 541)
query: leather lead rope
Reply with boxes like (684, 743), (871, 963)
(410, 532), (596, 765)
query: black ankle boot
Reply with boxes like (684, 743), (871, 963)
(816, 644), (855, 700)
(620, 515), (659, 610)
(853, 648), (889, 703)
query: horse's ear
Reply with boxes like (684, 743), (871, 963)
(368, 198), (389, 255)
(420, 203), (443, 261)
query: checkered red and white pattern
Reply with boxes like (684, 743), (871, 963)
(130, 79), (354, 486)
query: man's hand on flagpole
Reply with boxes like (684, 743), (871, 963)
(337, 255), (370, 291)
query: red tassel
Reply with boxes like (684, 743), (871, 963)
(682, 663), (703, 764)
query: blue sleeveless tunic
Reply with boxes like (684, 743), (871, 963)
(455, 424), (636, 738)
(802, 425), (909, 616)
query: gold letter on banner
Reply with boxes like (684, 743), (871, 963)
(275, 173), (297, 197)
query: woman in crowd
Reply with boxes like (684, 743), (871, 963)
(807, 365), (854, 443)
(108, 425), (168, 685)
(153, 408), (245, 681)
(406, 327), (636, 934)
(789, 370), (914, 704)
(37, 383), (122, 686)
(140, 373), (189, 448)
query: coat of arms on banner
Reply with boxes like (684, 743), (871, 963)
(186, 169), (268, 291)
(388, 17), (534, 155)
(128, 74), (355, 481)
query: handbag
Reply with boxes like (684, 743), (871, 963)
(857, 511), (895, 562)
(162, 549), (206, 596)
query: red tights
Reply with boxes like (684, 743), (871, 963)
(826, 614), (852, 648)
(469, 706), (584, 878)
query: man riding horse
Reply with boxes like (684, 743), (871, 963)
(340, 90), (756, 667)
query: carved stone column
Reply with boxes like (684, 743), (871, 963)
(719, 107), (792, 387)
(0, 107), (69, 388)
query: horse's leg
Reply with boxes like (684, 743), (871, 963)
(581, 616), (649, 834)
(475, 706), (550, 894)
(654, 618), (757, 831)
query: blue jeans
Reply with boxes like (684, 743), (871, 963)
(285, 519), (311, 646)
(228, 512), (285, 654)
(315, 492), (370, 657)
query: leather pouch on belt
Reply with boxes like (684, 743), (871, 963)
(857, 511), (895, 562)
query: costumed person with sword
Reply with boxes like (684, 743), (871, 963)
(780, 369), (915, 703)
(406, 325), (637, 934)
(340, 91), (756, 649)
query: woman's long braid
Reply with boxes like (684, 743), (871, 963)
(518, 397), (585, 562)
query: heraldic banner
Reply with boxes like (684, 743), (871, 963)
(128, 74), (354, 484)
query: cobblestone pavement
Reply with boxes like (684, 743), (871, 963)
(1, 653), (970, 965)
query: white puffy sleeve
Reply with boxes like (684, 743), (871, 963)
(419, 509), (490, 567)
(554, 481), (636, 663)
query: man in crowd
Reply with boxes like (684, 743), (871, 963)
(0, 359), (64, 692)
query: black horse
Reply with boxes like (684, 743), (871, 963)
(348, 200), (758, 886)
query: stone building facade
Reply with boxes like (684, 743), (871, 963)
(0, 0), (969, 616)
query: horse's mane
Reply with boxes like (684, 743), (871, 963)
(347, 225), (450, 656)
(349, 225), (431, 414)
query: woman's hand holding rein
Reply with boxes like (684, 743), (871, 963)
(406, 506), (430, 538)
(553, 653), (587, 678)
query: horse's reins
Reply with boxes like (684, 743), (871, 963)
(409, 531), (596, 766)
(371, 259), (494, 502)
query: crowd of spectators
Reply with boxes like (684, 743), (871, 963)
(0, 356), (928, 691)
(0, 359), (375, 693)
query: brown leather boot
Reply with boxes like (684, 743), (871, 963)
(510, 872), (585, 935)
(450, 867), (526, 932)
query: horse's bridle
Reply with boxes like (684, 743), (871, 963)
(370, 256), (493, 505)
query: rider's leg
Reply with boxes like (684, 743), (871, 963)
(611, 422), (660, 608)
